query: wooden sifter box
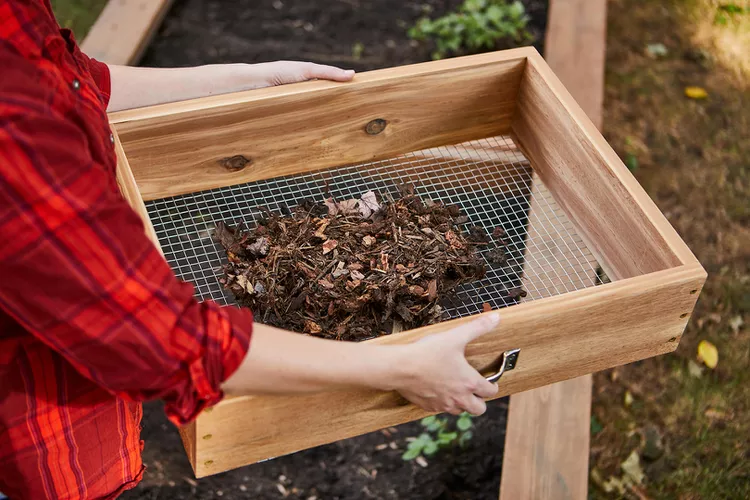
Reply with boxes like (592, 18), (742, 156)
(110, 47), (706, 477)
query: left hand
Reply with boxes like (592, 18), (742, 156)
(240, 61), (355, 88)
(107, 61), (355, 112)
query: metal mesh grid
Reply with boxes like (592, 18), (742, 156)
(145, 136), (602, 320)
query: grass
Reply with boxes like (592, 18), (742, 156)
(50, 0), (108, 39)
(590, 0), (750, 498)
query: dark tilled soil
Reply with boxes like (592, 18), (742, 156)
(130, 1), (546, 498)
(141, 0), (546, 71)
(123, 399), (509, 500)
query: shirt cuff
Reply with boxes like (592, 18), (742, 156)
(164, 305), (253, 426)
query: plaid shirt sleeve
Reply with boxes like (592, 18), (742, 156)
(0, 49), (253, 426)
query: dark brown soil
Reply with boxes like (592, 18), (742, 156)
(128, 1), (547, 498)
(141, 0), (546, 71)
(123, 399), (509, 500)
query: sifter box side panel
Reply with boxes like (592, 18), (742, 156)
(512, 52), (700, 280)
(110, 50), (529, 201)
(188, 265), (703, 477)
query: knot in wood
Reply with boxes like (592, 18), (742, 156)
(219, 155), (251, 171)
(365, 118), (387, 135)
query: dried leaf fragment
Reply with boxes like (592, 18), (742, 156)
(645, 43), (668, 58)
(314, 221), (330, 240)
(687, 359), (703, 378)
(620, 451), (645, 485)
(359, 191), (381, 218)
(362, 235), (376, 247)
(346, 279), (361, 291)
(697, 339), (718, 369)
(304, 320), (322, 334)
(445, 230), (464, 250)
(624, 390), (634, 407)
(318, 279), (335, 289)
(685, 86), (708, 99)
(427, 280), (438, 300)
(322, 239), (338, 254)
(247, 237), (270, 257)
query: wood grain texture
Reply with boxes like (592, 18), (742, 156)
(501, 376), (594, 500)
(80, 0), (174, 65)
(189, 265), (704, 477)
(501, 4), (607, 498)
(500, 0), (607, 500)
(513, 52), (700, 280)
(112, 52), (529, 200)
(114, 130), (161, 250)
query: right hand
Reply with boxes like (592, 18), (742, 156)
(393, 313), (501, 416)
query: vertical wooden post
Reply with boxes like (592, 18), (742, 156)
(81, 0), (174, 65)
(499, 1), (607, 499)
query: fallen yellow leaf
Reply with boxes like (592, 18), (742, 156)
(685, 86), (709, 99)
(697, 340), (719, 369)
(624, 390), (634, 407)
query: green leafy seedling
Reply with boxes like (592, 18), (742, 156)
(457, 412), (474, 431)
(408, 0), (533, 60)
(402, 433), (435, 460)
(421, 415), (448, 432)
(404, 413), (477, 461)
(458, 430), (474, 448)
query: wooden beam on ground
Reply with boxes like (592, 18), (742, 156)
(81, 0), (174, 65)
(499, 1), (607, 499)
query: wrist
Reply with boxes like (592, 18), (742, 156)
(364, 345), (414, 392)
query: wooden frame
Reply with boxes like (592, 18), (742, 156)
(111, 47), (705, 477)
(501, 2), (608, 497)
(81, 0), (174, 66)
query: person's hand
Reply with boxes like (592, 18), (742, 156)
(107, 61), (355, 112)
(239, 61), (355, 88)
(392, 313), (501, 416)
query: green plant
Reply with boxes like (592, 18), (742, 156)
(715, 3), (749, 25)
(408, 0), (532, 60)
(402, 413), (475, 461)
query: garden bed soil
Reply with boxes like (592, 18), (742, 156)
(127, 0), (547, 498)
(141, 0), (546, 71)
(124, 399), (509, 500)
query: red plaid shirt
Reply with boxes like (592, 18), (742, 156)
(0, 2), (253, 498)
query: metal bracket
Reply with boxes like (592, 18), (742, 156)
(485, 348), (521, 383)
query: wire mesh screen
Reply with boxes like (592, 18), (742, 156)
(145, 136), (602, 320)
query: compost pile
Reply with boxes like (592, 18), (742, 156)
(214, 188), (508, 341)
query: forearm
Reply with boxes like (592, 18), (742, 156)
(107, 64), (258, 112)
(221, 323), (407, 396)
(106, 62), (355, 112)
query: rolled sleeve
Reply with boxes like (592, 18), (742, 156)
(166, 304), (253, 424)
(0, 85), (252, 426)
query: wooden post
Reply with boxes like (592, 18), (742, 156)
(81, 0), (174, 65)
(499, 1), (608, 499)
